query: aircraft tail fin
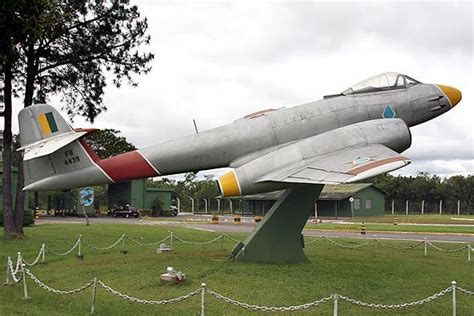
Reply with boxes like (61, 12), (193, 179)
(18, 104), (111, 191)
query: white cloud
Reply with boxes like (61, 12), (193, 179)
(8, 0), (474, 178)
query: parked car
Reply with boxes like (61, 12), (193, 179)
(111, 204), (140, 218)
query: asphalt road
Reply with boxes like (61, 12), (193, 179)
(36, 215), (474, 243)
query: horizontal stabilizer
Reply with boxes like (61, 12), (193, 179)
(19, 130), (87, 161)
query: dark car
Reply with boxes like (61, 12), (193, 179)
(111, 205), (140, 218)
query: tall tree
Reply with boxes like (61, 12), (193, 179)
(1, 0), (153, 237)
(86, 128), (136, 159)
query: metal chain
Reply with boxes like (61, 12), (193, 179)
(173, 234), (224, 245)
(223, 235), (242, 243)
(126, 235), (171, 246)
(377, 240), (424, 250)
(457, 287), (474, 295)
(20, 245), (45, 266)
(7, 256), (23, 283)
(339, 286), (452, 309)
(207, 288), (333, 312)
(427, 242), (468, 253)
(83, 234), (125, 251)
(98, 280), (200, 304)
(304, 239), (319, 245)
(24, 267), (94, 295)
(323, 236), (372, 249)
(45, 238), (80, 256)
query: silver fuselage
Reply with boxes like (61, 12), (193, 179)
(141, 84), (446, 175)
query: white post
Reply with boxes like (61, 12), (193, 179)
(41, 243), (46, 263)
(200, 283), (206, 316)
(421, 200), (425, 215)
(204, 199), (208, 213)
(452, 281), (456, 316)
(4, 258), (12, 285)
(333, 294), (338, 316)
(20, 263), (30, 300)
(424, 238), (427, 256)
(405, 200), (409, 215)
(121, 235), (126, 254)
(90, 277), (98, 314)
(457, 200), (460, 216)
(468, 245), (471, 262)
(229, 200), (233, 214)
(314, 202), (318, 221)
(78, 235), (83, 259)
(177, 198), (181, 213)
(170, 232), (174, 249)
(190, 198), (195, 214)
(439, 200), (443, 215)
(391, 200), (394, 215)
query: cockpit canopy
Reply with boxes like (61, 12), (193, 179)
(343, 72), (421, 95)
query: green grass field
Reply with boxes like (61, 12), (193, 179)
(349, 214), (474, 225)
(1, 224), (473, 315)
(305, 223), (474, 234)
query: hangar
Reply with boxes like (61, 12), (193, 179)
(234, 183), (386, 218)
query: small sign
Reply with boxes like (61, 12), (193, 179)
(79, 188), (94, 207)
(349, 197), (354, 203)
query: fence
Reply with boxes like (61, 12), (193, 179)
(387, 200), (474, 215)
(4, 258), (473, 315)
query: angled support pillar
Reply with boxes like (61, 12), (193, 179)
(231, 185), (324, 263)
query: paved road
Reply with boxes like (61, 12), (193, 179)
(37, 215), (474, 243)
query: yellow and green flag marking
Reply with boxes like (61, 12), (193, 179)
(38, 112), (59, 135)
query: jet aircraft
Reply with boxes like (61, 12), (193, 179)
(18, 72), (462, 263)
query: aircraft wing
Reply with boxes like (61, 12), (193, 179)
(258, 144), (410, 185)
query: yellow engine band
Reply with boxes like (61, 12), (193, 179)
(217, 171), (241, 197)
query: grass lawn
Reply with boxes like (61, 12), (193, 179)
(348, 215), (474, 225)
(304, 223), (474, 234)
(1, 224), (473, 315)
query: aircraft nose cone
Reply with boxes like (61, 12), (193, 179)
(436, 85), (462, 107)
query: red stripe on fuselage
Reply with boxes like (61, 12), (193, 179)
(97, 151), (159, 182)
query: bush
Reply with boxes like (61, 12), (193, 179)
(152, 197), (163, 217)
(0, 209), (35, 227)
(139, 209), (152, 217)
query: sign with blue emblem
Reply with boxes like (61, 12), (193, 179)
(79, 188), (94, 207)
(382, 104), (396, 118)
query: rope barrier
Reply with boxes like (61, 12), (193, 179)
(9, 266), (473, 315)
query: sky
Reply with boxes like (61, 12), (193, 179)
(9, 0), (474, 179)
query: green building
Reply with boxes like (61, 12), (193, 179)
(108, 179), (175, 211)
(234, 183), (386, 217)
(316, 184), (386, 217)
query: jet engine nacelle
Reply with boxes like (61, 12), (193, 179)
(217, 119), (411, 197)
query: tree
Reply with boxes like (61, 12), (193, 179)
(1, 0), (153, 237)
(86, 129), (136, 159)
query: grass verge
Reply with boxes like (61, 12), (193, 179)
(1, 223), (473, 315)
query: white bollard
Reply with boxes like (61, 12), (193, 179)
(20, 263), (30, 300)
(333, 294), (338, 316)
(439, 200), (443, 215)
(170, 232), (174, 249)
(200, 283), (206, 316)
(468, 245), (471, 262)
(90, 277), (98, 314)
(4, 258), (12, 285)
(41, 243), (46, 263)
(405, 200), (409, 215)
(452, 281), (456, 316)
(424, 238), (427, 256)
(391, 200), (394, 215)
(77, 235), (84, 259)
(421, 200), (425, 215)
(457, 200), (460, 216)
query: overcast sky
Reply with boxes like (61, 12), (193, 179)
(10, 0), (474, 179)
